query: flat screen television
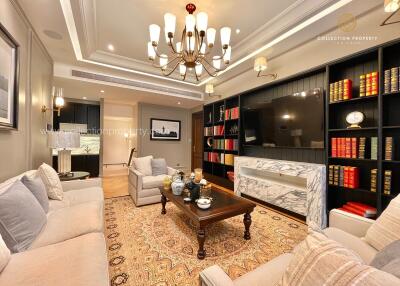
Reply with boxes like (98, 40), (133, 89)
(242, 88), (324, 149)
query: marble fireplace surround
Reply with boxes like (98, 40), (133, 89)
(235, 156), (327, 229)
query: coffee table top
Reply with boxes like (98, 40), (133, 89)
(160, 186), (256, 227)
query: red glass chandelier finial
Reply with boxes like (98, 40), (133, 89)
(186, 3), (196, 14)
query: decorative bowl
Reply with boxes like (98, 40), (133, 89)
(196, 198), (211, 209)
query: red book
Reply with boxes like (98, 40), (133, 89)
(348, 167), (359, 189)
(341, 205), (366, 217)
(331, 138), (337, 157)
(347, 202), (377, 215)
(351, 138), (358, 159)
(340, 138), (346, 157)
(343, 167), (349, 188)
(343, 79), (352, 100)
(345, 138), (351, 158)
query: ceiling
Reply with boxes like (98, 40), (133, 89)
(17, 0), (386, 107)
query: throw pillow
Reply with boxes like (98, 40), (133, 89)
(0, 181), (47, 253)
(21, 174), (49, 213)
(365, 195), (400, 251)
(278, 231), (400, 286)
(0, 234), (10, 273)
(151, 158), (167, 176)
(370, 240), (400, 278)
(132, 155), (153, 176)
(38, 163), (63, 200)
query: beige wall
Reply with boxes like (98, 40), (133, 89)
(0, 0), (53, 181)
(137, 103), (191, 172)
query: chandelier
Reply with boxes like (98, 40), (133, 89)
(147, 3), (232, 81)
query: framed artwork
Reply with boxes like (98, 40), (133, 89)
(0, 23), (19, 130)
(150, 118), (181, 141)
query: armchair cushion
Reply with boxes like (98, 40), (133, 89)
(323, 227), (377, 264)
(200, 265), (234, 286)
(370, 240), (400, 278)
(142, 175), (166, 189)
(365, 195), (400, 251)
(151, 158), (167, 175)
(132, 156), (153, 176)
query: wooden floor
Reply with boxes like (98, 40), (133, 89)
(102, 175), (129, 199)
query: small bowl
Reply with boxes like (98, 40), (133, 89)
(183, 197), (191, 203)
(196, 198), (211, 209)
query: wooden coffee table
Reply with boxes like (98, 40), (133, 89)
(160, 186), (256, 259)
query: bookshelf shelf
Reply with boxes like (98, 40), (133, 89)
(329, 157), (377, 162)
(329, 185), (376, 195)
(383, 160), (400, 163)
(382, 91), (400, 97)
(329, 95), (378, 105)
(328, 127), (378, 132)
(382, 193), (396, 199)
(383, 125), (400, 129)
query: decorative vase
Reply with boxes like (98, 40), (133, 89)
(171, 176), (185, 195)
(163, 176), (172, 190)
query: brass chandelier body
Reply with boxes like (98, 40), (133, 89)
(148, 3), (231, 81)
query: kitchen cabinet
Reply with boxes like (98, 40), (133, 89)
(87, 105), (100, 134)
(53, 102), (100, 133)
(74, 103), (88, 124)
(52, 154), (99, 177)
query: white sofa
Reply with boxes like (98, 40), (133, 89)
(0, 171), (109, 286)
(128, 166), (176, 206)
(200, 209), (381, 286)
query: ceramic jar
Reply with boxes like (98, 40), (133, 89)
(171, 176), (185, 195)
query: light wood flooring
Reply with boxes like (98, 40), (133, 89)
(102, 175), (129, 199)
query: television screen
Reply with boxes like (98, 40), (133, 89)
(242, 89), (324, 148)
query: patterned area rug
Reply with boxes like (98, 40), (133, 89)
(104, 196), (307, 286)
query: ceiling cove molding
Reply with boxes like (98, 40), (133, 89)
(61, 0), (353, 88)
(77, 0), (97, 57)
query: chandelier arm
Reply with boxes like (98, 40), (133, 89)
(194, 71), (200, 82)
(152, 45), (163, 59)
(200, 56), (223, 73)
(182, 69), (187, 81)
(201, 61), (218, 77)
(152, 55), (182, 69)
(162, 59), (183, 77)
(168, 37), (179, 54)
(210, 48), (227, 61)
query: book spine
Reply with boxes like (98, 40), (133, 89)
(343, 79), (352, 100)
(360, 74), (366, 97)
(391, 67), (399, 93)
(385, 137), (394, 161)
(384, 170), (392, 195)
(358, 137), (366, 159)
(371, 137), (378, 160)
(329, 83), (334, 102)
(345, 138), (351, 158)
(370, 169), (377, 192)
(366, 73), (372, 96)
(339, 166), (344, 187)
(331, 137), (337, 157)
(334, 165), (339, 186)
(384, 69), (391, 94)
(371, 72), (378, 96)
(344, 166), (349, 188)
(351, 137), (357, 159)
(329, 165), (334, 185)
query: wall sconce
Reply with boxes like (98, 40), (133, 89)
(41, 87), (65, 116)
(254, 56), (277, 79)
(205, 84), (221, 98)
(381, 0), (400, 26)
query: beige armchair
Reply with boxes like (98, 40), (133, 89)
(128, 166), (176, 206)
(200, 209), (377, 286)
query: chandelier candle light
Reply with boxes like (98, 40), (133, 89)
(148, 3), (232, 81)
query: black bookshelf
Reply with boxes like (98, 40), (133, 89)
(202, 96), (241, 190)
(326, 40), (400, 217)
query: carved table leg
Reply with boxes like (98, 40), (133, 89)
(161, 194), (167, 214)
(243, 211), (252, 240)
(197, 228), (206, 259)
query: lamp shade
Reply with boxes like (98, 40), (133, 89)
(206, 28), (216, 47)
(205, 84), (214, 94)
(384, 0), (400, 12)
(147, 42), (155, 60)
(254, 56), (268, 72)
(196, 12), (208, 32)
(149, 24), (161, 44)
(47, 131), (80, 149)
(164, 13), (176, 35)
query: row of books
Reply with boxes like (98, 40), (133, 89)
(338, 202), (377, 218)
(225, 107), (239, 120)
(385, 137), (396, 160)
(384, 67), (400, 94)
(203, 152), (235, 166)
(331, 137), (377, 159)
(328, 165), (359, 189)
(329, 79), (352, 102)
(203, 125), (225, 136)
(360, 72), (379, 97)
(370, 169), (393, 195)
(212, 139), (238, 150)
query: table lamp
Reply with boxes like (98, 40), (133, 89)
(47, 131), (80, 175)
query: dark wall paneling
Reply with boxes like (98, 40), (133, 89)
(241, 69), (326, 164)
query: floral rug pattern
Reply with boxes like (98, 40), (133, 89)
(104, 196), (307, 286)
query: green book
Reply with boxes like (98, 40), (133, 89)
(371, 137), (378, 160)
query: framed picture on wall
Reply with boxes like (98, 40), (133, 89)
(150, 118), (181, 141)
(0, 23), (19, 130)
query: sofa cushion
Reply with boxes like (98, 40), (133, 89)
(324, 227), (378, 264)
(38, 163), (63, 200)
(48, 186), (104, 211)
(0, 234), (10, 273)
(21, 174), (49, 213)
(0, 181), (47, 253)
(142, 175), (166, 189)
(151, 158), (167, 175)
(370, 240), (400, 278)
(132, 155), (153, 176)
(278, 231), (400, 286)
(0, 233), (109, 286)
(234, 253), (293, 286)
(365, 195), (400, 251)
(30, 201), (103, 249)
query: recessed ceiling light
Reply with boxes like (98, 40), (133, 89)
(82, 96), (87, 100)
(100, 90), (105, 93)
(107, 44), (114, 51)
(177, 101), (181, 105)
(236, 29), (240, 34)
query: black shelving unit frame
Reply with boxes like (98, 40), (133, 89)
(202, 95), (241, 190)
